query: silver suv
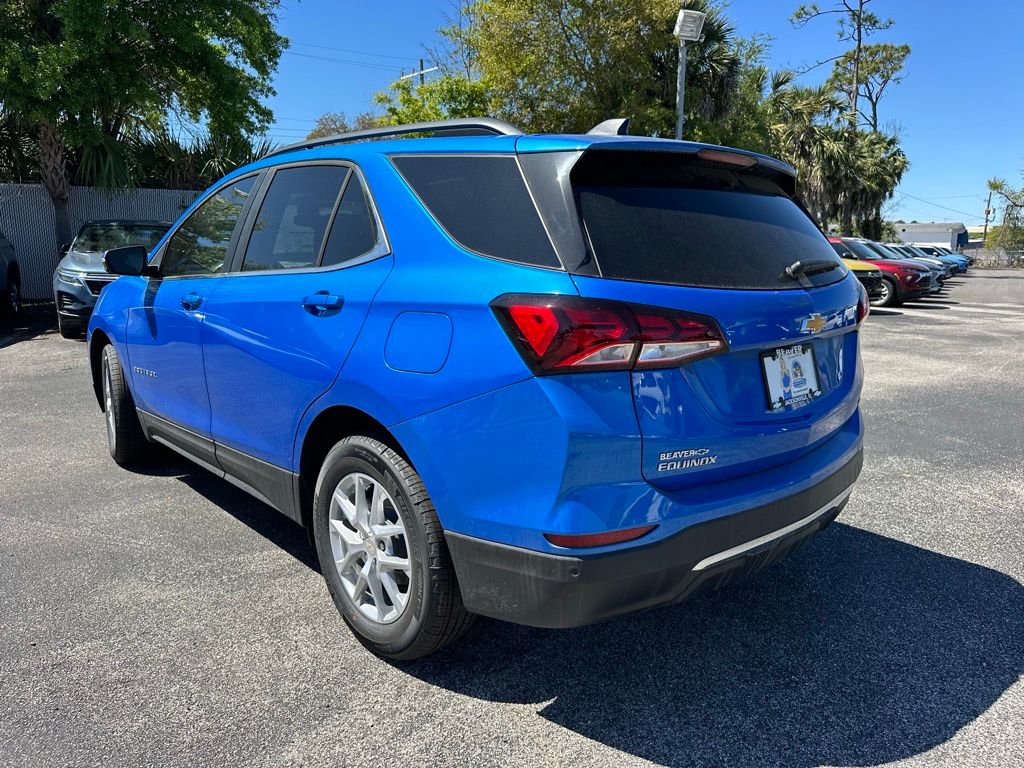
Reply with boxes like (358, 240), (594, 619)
(52, 220), (169, 338)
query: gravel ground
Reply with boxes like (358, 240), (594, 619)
(1, 270), (1022, 768)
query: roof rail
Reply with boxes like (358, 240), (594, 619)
(263, 117), (523, 158)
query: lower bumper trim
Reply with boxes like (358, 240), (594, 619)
(692, 486), (853, 571)
(446, 449), (862, 628)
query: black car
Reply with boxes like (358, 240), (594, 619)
(0, 229), (21, 320)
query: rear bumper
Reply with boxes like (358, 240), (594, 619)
(447, 448), (862, 628)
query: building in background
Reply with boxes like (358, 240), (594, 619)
(895, 222), (968, 250)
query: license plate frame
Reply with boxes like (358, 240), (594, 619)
(761, 343), (822, 411)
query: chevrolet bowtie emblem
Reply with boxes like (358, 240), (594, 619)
(802, 313), (826, 334)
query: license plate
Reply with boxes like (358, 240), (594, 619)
(761, 344), (821, 411)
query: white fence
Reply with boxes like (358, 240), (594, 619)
(0, 183), (200, 300)
(970, 249), (1024, 268)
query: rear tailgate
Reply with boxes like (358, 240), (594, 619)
(565, 147), (863, 490)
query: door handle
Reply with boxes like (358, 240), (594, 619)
(180, 293), (203, 311)
(301, 292), (344, 316)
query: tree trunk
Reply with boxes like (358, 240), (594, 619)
(850, 0), (863, 130)
(840, 197), (854, 237)
(36, 121), (72, 247)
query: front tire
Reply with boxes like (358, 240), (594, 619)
(57, 313), (82, 339)
(872, 276), (899, 307)
(101, 344), (150, 466)
(313, 436), (474, 660)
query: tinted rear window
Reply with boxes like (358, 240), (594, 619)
(572, 152), (843, 290)
(392, 155), (560, 268)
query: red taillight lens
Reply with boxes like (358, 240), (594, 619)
(544, 524), (657, 548)
(492, 295), (727, 374)
(856, 282), (870, 323)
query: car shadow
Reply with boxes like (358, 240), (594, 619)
(867, 308), (902, 316)
(916, 298), (959, 306)
(397, 524), (1023, 768)
(130, 452), (320, 571)
(901, 301), (948, 310)
(0, 303), (60, 349)
(114, 454), (1024, 767)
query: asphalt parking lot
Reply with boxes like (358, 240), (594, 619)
(1, 270), (1022, 768)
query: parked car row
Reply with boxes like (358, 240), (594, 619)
(828, 236), (969, 307)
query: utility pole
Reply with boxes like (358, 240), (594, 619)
(982, 187), (993, 245)
(398, 62), (439, 84)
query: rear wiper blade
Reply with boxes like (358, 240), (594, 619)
(783, 259), (841, 280)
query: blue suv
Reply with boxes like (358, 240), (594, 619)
(88, 118), (866, 659)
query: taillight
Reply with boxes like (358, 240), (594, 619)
(491, 294), (727, 374)
(856, 282), (870, 323)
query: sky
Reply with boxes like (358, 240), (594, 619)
(263, 0), (1024, 228)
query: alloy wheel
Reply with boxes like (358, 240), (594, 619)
(872, 280), (892, 307)
(328, 472), (412, 624)
(103, 359), (116, 448)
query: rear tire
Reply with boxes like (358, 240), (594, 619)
(313, 435), (474, 660)
(1, 273), (20, 319)
(101, 344), (150, 466)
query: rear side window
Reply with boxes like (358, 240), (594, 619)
(241, 165), (348, 272)
(572, 152), (843, 290)
(392, 155), (560, 268)
(321, 175), (378, 267)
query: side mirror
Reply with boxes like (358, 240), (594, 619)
(58, 242), (70, 256)
(103, 245), (148, 276)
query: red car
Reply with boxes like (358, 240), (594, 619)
(828, 237), (930, 307)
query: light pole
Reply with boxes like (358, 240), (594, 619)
(674, 8), (706, 141)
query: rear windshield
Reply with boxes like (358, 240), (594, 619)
(572, 152), (843, 290)
(72, 223), (169, 253)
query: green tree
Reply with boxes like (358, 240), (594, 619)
(791, 1), (907, 234)
(791, 0), (894, 128)
(986, 175), (1024, 250)
(306, 112), (381, 139)
(829, 42), (910, 130)
(415, 0), (740, 137)
(374, 76), (494, 125)
(0, 0), (286, 244)
(130, 131), (277, 190)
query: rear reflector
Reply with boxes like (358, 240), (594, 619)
(492, 294), (727, 374)
(545, 524), (657, 548)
